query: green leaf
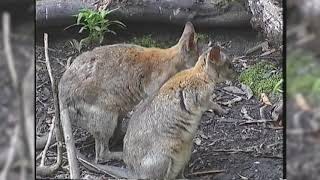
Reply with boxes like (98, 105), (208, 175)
(77, 13), (84, 24)
(94, 26), (101, 31)
(79, 26), (86, 33)
(106, 7), (120, 15)
(100, 10), (106, 18)
(99, 35), (104, 44)
(107, 29), (116, 35)
(111, 20), (126, 28)
(64, 23), (78, 30)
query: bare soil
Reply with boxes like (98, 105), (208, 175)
(35, 24), (283, 179)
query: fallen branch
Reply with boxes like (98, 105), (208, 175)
(239, 119), (275, 126)
(36, 0), (251, 28)
(245, 41), (269, 55)
(210, 148), (254, 153)
(248, 0), (283, 46)
(77, 154), (118, 178)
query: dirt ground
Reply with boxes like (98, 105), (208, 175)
(35, 24), (283, 179)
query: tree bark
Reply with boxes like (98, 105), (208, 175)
(247, 0), (283, 46)
(36, 0), (252, 28)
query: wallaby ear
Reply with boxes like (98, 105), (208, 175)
(208, 46), (221, 64)
(179, 22), (196, 49)
(182, 22), (195, 37)
(186, 32), (195, 51)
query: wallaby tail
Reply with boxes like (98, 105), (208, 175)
(77, 153), (132, 179)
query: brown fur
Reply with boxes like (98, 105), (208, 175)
(58, 22), (199, 162)
(119, 46), (237, 179)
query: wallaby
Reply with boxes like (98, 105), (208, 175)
(58, 22), (199, 163)
(90, 46), (237, 179)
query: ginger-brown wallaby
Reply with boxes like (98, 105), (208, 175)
(58, 22), (199, 163)
(92, 46), (237, 179)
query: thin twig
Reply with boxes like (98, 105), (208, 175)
(40, 117), (56, 166)
(36, 33), (64, 177)
(239, 119), (275, 126)
(44, 34), (54, 85)
(78, 155), (118, 178)
(188, 169), (225, 176)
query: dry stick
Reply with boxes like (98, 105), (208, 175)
(36, 33), (64, 176)
(40, 117), (56, 166)
(36, 133), (56, 150)
(77, 155), (118, 178)
(43, 33), (80, 178)
(188, 169), (225, 176)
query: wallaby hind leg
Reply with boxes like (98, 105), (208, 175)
(139, 153), (178, 179)
(94, 139), (123, 163)
(91, 111), (122, 163)
(177, 167), (187, 179)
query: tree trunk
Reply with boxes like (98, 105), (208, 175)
(36, 0), (252, 28)
(247, 0), (283, 46)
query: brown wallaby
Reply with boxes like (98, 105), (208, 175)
(91, 46), (237, 179)
(58, 22), (199, 163)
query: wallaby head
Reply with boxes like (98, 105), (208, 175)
(177, 22), (199, 69)
(197, 46), (237, 82)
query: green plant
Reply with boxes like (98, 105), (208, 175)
(68, 39), (82, 53)
(272, 78), (283, 94)
(131, 35), (157, 47)
(129, 34), (175, 48)
(130, 35), (171, 48)
(66, 8), (125, 51)
(197, 33), (210, 42)
(239, 62), (282, 97)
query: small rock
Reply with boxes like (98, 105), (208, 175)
(42, 87), (51, 101)
(223, 86), (246, 95)
(199, 131), (208, 139)
(194, 138), (201, 145)
(240, 83), (253, 99)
